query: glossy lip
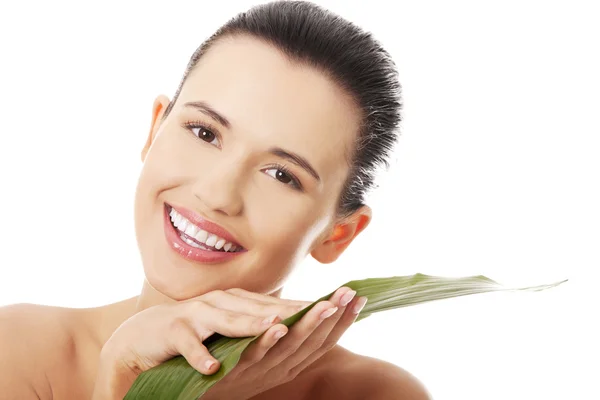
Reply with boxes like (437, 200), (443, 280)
(168, 203), (243, 248)
(163, 204), (246, 264)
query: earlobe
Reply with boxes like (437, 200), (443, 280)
(141, 94), (171, 162)
(311, 205), (372, 264)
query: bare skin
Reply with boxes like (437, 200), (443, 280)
(0, 36), (431, 399)
(1, 297), (428, 400)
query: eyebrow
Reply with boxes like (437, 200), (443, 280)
(269, 147), (321, 182)
(184, 101), (231, 129)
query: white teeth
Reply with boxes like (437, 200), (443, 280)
(184, 224), (198, 237)
(195, 229), (208, 244)
(182, 235), (204, 249)
(169, 207), (241, 252)
(205, 234), (218, 247)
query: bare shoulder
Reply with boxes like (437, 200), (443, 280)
(313, 346), (432, 400)
(0, 303), (82, 399)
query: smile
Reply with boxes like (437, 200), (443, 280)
(163, 204), (246, 264)
(169, 207), (242, 252)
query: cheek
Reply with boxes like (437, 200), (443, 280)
(246, 189), (325, 254)
(137, 130), (200, 202)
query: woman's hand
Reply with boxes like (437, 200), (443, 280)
(201, 287), (366, 400)
(91, 286), (364, 400)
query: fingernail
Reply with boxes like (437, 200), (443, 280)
(352, 297), (367, 315)
(205, 359), (216, 370)
(262, 314), (279, 325)
(333, 287), (347, 301)
(320, 307), (338, 320)
(339, 290), (356, 307)
(274, 330), (286, 339)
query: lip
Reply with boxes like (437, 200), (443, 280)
(168, 203), (243, 247)
(163, 204), (246, 264)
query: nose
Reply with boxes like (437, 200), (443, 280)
(191, 159), (245, 217)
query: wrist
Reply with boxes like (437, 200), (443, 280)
(92, 350), (138, 400)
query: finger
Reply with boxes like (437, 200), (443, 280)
(271, 289), (355, 373)
(234, 323), (289, 375)
(253, 297), (340, 372)
(182, 301), (281, 339)
(225, 287), (313, 308)
(199, 290), (302, 320)
(288, 296), (367, 377)
(168, 319), (221, 375)
(225, 287), (351, 375)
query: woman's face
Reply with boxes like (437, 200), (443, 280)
(134, 36), (368, 300)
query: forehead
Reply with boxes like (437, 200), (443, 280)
(176, 35), (361, 178)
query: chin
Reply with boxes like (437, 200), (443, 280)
(140, 249), (246, 301)
(143, 267), (196, 301)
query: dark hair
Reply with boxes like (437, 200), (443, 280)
(163, 0), (402, 218)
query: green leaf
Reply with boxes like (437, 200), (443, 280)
(124, 273), (567, 399)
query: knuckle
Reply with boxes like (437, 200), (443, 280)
(254, 315), (270, 330)
(218, 309), (238, 327)
(242, 353), (259, 365)
(185, 300), (207, 313)
(304, 338), (325, 353)
(225, 288), (244, 295)
(202, 289), (224, 301)
(321, 339), (337, 351)
(280, 342), (300, 359)
(251, 319), (263, 332)
(168, 317), (189, 334)
(225, 312), (237, 326)
(285, 369), (300, 383)
(245, 347), (265, 364)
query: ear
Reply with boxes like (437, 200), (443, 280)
(311, 205), (372, 264)
(141, 95), (171, 162)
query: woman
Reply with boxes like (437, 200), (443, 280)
(0, 1), (430, 399)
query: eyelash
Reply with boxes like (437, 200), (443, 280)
(182, 120), (303, 191)
(264, 162), (303, 191)
(183, 120), (222, 148)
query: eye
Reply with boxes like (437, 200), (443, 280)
(184, 122), (221, 147)
(191, 126), (219, 146)
(263, 164), (303, 191)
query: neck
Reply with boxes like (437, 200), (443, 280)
(134, 279), (178, 312)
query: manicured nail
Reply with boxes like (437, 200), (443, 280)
(262, 314), (279, 325)
(274, 330), (286, 340)
(339, 290), (356, 307)
(320, 307), (338, 320)
(205, 359), (216, 370)
(352, 297), (367, 315)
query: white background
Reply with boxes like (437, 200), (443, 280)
(1, 1), (598, 399)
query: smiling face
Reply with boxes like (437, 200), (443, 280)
(134, 35), (370, 300)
